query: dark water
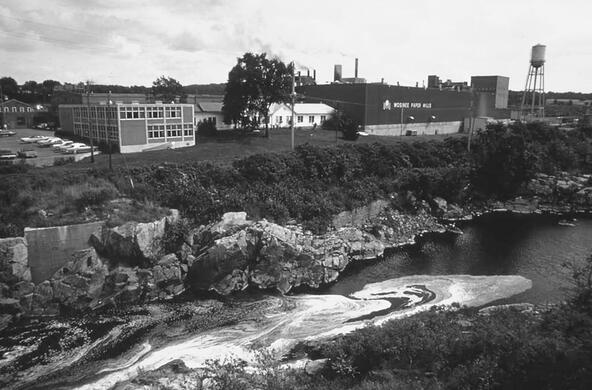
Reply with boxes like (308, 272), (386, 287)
(326, 214), (592, 304)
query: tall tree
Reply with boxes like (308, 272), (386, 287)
(152, 76), (185, 103)
(0, 77), (18, 100)
(222, 52), (292, 135)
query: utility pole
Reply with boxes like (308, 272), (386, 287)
(86, 80), (95, 163)
(107, 90), (113, 170)
(399, 106), (404, 136)
(0, 85), (4, 130)
(290, 61), (296, 150)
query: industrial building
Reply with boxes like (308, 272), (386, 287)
(58, 103), (195, 153)
(1, 99), (40, 128)
(297, 60), (510, 136)
(299, 83), (473, 136)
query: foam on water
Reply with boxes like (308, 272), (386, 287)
(76, 274), (531, 390)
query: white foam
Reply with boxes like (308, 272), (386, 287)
(76, 274), (531, 389)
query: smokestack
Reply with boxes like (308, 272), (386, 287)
(334, 64), (342, 82)
(313, 69), (316, 81)
(355, 58), (359, 78)
(307, 69), (310, 77)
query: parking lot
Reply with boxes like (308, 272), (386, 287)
(0, 128), (94, 167)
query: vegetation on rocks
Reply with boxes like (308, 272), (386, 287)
(1, 122), (591, 238)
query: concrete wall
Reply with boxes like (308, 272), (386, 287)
(24, 221), (105, 283)
(364, 121), (461, 136)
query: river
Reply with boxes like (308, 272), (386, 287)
(325, 213), (592, 304)
(2, 213), (591, 389)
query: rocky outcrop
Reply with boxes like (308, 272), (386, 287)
(189, 208), (444, 295)
(90, 210), (180, 265)
(0, 237), (31, 283)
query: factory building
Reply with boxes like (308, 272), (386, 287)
(58, 103), (195, 153)
(298, 60), (510, 136)
(299, 83), (473, 136)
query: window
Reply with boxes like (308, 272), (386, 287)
(147, 124), (165, 139)
(165, 106), (181, 118)
(297, 115), (303, 123)
(320, 115), (326, 122)
(3, 107), (7, 112)
(147, 106), (164, 118)
(183, 124), (194, 136)
(165, 124), (182, 137)
(120, 106), (145, 119)
(12, 107), (16, 112)
(308, 115), (315, 123)
(276, 116), (282, 124)
(19, 107), (24, 112)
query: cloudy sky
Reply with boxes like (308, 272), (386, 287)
(1, 0), (590, 92)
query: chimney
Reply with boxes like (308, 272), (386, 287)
(313, 69), (316, 81)
(334, 64), (342, 82)
(307, 69), (310, 77)
(355, 58), (359, 79)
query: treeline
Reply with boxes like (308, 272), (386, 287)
(1, 122), (591, 237)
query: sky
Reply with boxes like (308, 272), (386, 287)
(0, 0), (591, 92)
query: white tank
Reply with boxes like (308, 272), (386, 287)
(531, 44), (546, 67)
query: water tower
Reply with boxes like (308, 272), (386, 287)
(520, 44), (546, 120)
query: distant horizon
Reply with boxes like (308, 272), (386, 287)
(2, 1), (591, 93)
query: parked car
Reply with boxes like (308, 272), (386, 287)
(0, 149), (17, 160)
(61, 143), (88, 154)
(37, 137), (63, 147)
(17, 149), (38, 158)
(20, 135), (49, 143)
(64, 144), (97, 154)
(52, 140), (74, 152)
(0, 129), (16, 137)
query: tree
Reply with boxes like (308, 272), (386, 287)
(0, 77), (18, 100)
(222, 52), (292, 135)
(152, 76), (185, 103)
(322, 110), (360, 141)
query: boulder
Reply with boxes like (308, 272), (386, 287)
(188, 228), (259, 291)
(0, 237), (31, 282)
(90, 210), (180, 265)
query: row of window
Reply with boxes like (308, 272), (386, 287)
(119, 106), (183, 120)
(2, 107), (34, 113)
(275, 115), (327, 124)
(147, 124), (194, 139)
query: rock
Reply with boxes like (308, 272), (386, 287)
(0, 298), (21, 314)
(188, 228), (259, 291)
(211, 211), (251, 234)
(305, 358), (328, 375)
(11, 281), (35, 297)
(479, 303), (535, 315)
(90, 211), (180, 265)
(0, 313), (13, 331)
(432, 197), (448, 215)
(0, 237), (31, 282)
(30, 281), (59, 316)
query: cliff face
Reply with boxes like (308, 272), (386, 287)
(187, 208), (444, 295)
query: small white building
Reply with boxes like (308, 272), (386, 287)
(269, 103), (335, 128)
(194, 102), (233, 130)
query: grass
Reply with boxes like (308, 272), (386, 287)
(70, 128), (465, 170)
